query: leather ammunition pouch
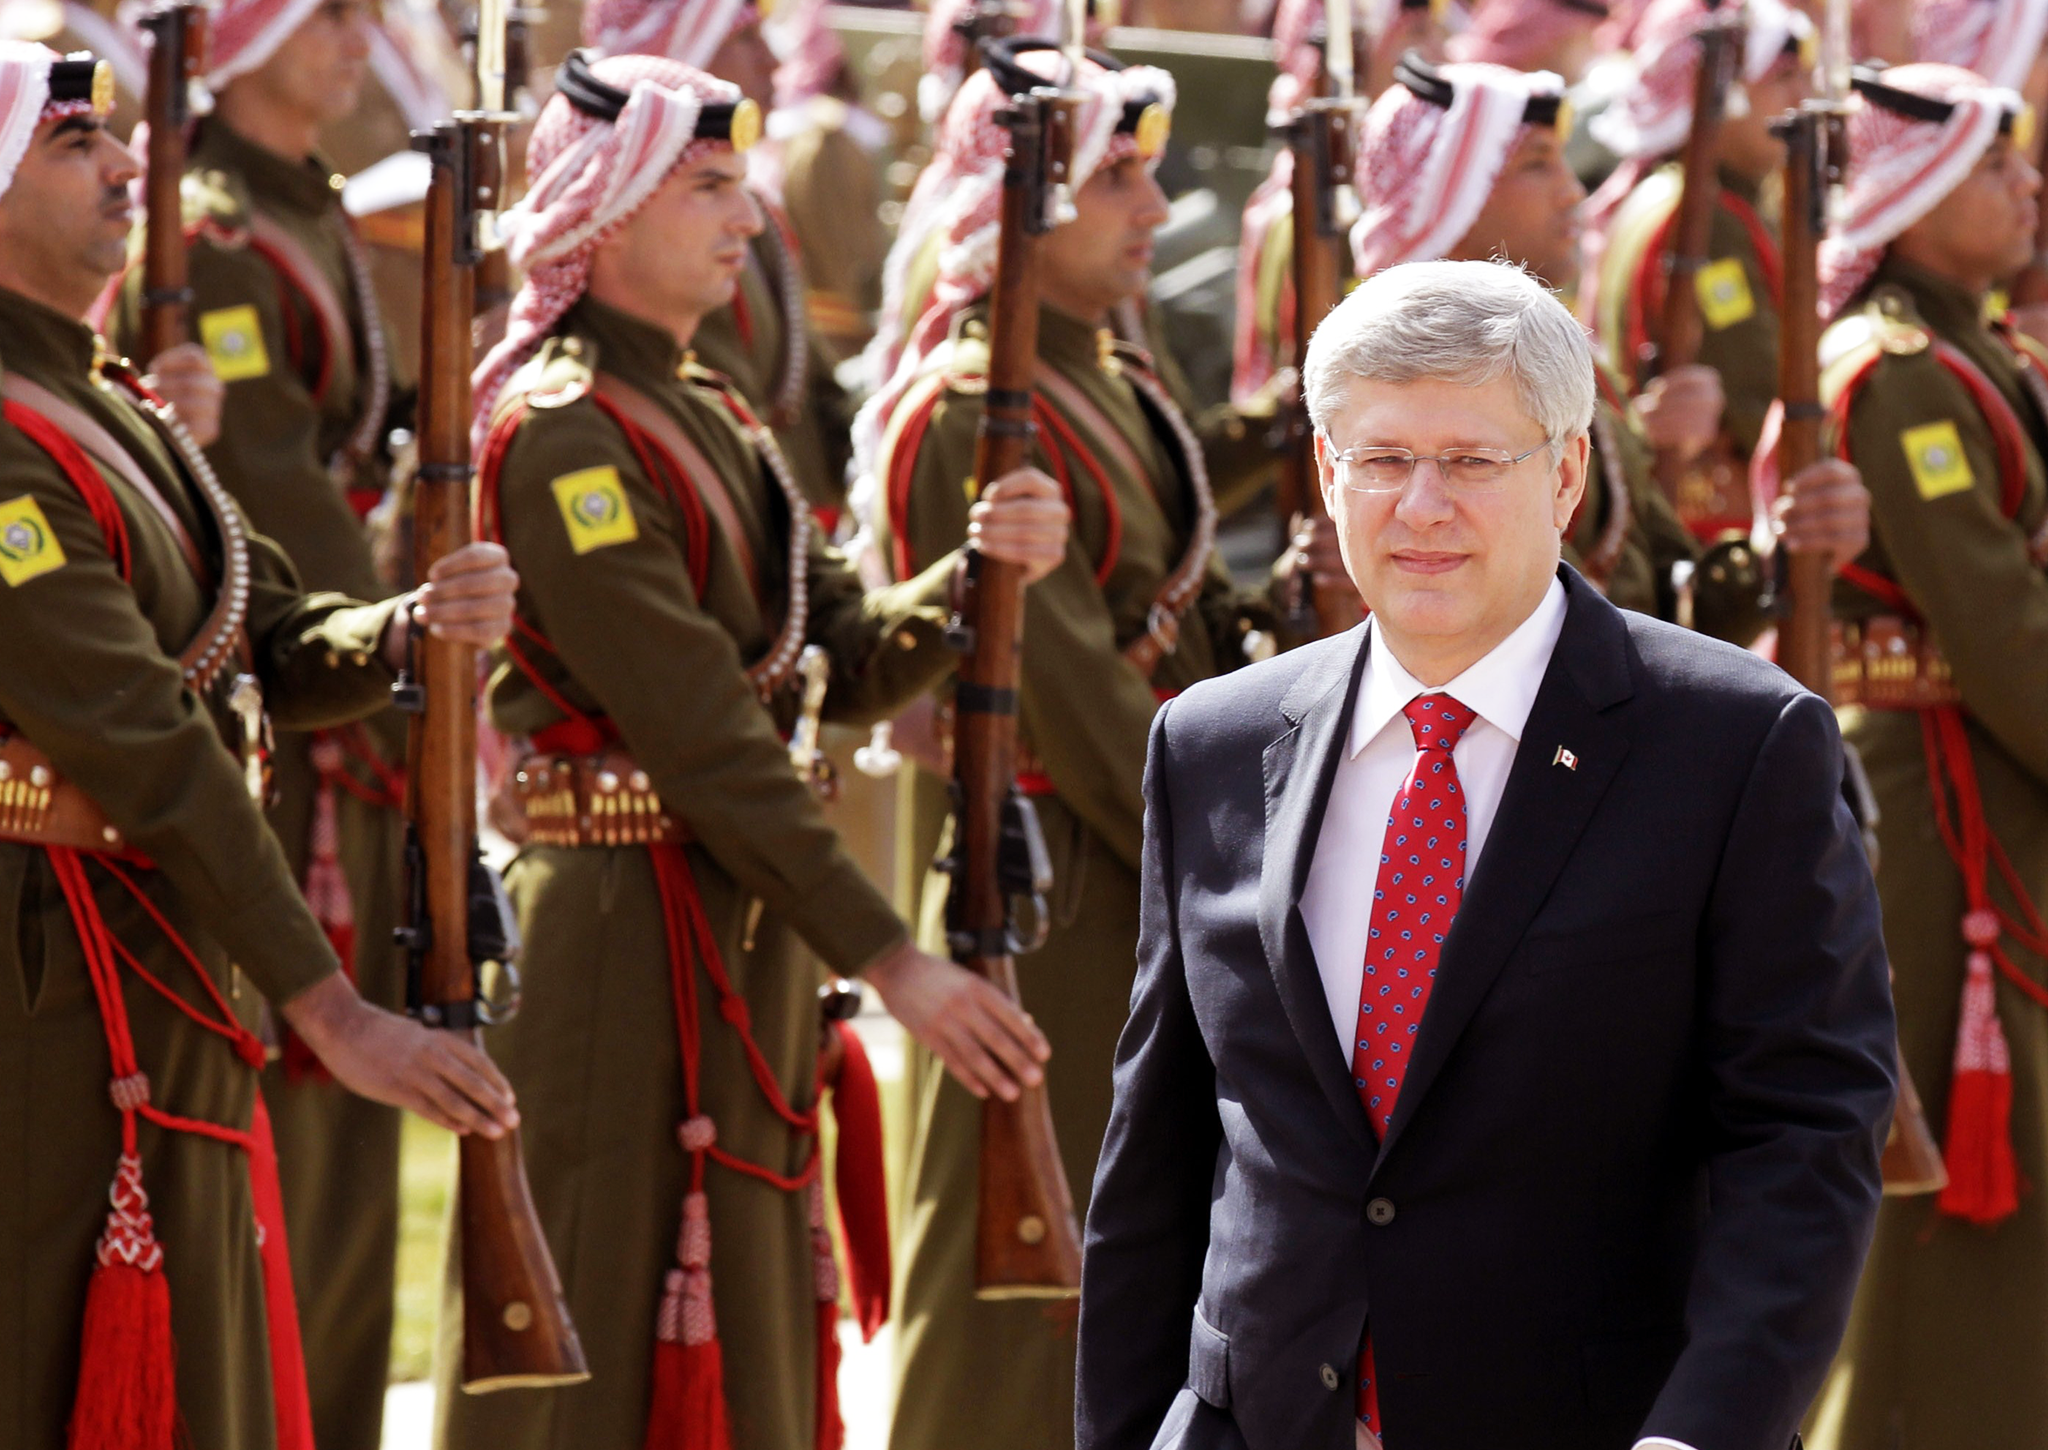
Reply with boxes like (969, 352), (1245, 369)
(1832, 616), (1963, 710)
(509, 749), (691, 847)
(0, 734), (132, 853)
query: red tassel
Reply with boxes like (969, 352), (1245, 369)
(643, 1189), (732, 1450)
(248, 1095), (315, 1450)
(827, 1022), (890, 1339)
(816, 1299), (844, 1450)
(1939, 938), (2022, 1225)
(68, 1153), (178, 1450)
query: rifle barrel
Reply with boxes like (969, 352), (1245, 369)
(1773, 107), (1832, 699)
(139, 5), (199, 362)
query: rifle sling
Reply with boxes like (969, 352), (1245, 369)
(247, 213), (356, 394)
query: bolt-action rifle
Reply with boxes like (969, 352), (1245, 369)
(941, 30), (1085, 1299)
(138, 2), (206, 360)
(1278, 3), (1363, 636)
(397, 0), (589, 1386)
(1771, 3), (1948, 1196)
(1646, 0), (1744, 518)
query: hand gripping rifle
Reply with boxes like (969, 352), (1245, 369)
(940, 31), (1084, 1299)
(395, 0), (590, 1386)
(1769, 8), (1946, 1195)
(138, 2), (206, 360)
(1646, 0), (1742, 506)
(1278, 3), (1364, 637)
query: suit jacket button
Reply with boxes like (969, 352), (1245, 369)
(1319, 1363), (1341, 1391)
(1367, 1197), (1397, 1226)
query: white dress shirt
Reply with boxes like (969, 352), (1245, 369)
(1302, 580), (1694, 1450)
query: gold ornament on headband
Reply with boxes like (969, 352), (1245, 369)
(89, 57), (112, 117)
(1133, 101), (1170, 159)
(1797, 27), (1818, 72)
(1551, 95), (1574, 138)
(1429, 0), (1449, 23)
(2015, 103), (2038, 155)
(728, 96), (762, 152)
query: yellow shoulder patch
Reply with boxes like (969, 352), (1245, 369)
(551, 467), (639, 554)
(199, 304), (270, 382)
(0, 495), (66, 586)
(1695, 257), (1756, 331)
(1901, 420), (1975, 500)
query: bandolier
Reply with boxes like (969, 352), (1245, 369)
(110, 1), (416, 1441)
(863, 49), (1292, 1450)
(1808, 65), (2048, 1450)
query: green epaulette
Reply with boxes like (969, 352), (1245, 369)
(520, 335), (596, 411)
(178, 165), (253, 242)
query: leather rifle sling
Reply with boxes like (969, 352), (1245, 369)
(1032, 361), (1158, 504)
(246, 213), (356, 389)
(589, 371), (769, 609)
(2, 374), (208, 580)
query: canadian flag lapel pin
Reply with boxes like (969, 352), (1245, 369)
(1551, 745), (1578, 771)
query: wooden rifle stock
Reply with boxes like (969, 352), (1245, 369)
(1772, 105), (1947, 1196)
(948, 85), (1084, 1300)
(1282, 94), (1364, 637)
(139, 4), (204, 361)
(404, 116), (588, 1389)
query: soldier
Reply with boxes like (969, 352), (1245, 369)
(1231, 0), (1448, 418)
(0, 39), (519, 1450)
(581, 0), (856, 523)
(1447, 0), (1608, 81)
(1807, 62), (2048, 1450)
(437, 52), (1067, 1450)
(1346, 53), (1866, 640)
(1584, 0), (1813, 536)
(110, 0), (416, 1444)
(860, 46), (1308, 1450)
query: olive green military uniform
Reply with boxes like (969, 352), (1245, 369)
(1575, 361), (1770, 643)
(694, 201), (857, 519)
(1592, 162), (1782, 533)
(112, 113), (413, 1450)
(0, 284), (401, 1450)
(1806, 256), (2048, 1450)
(435, 296), (966, 1450)
(774, 96), (889, 363)
(873, 303), (1282, 1450)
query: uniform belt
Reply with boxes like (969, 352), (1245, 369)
(509, 749), (692, 848)
(0, 735), (136, 854)
(1831, 616), (1963, 709)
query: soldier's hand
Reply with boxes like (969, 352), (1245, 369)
(969, 468), (1071, 586)
(863, 938), (1050, 1102)
(1633, 364), (1723, 462)
(1285, 511), (1348, 590)
(1775, 457), (1870, 572)
(398, 542), (520, 658)
(143, 343), (223, 448)
(279, 971), (520, 1137)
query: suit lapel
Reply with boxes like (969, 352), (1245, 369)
(1260, 629), (1377, 1153)
(1372, 572), (1636, 1173)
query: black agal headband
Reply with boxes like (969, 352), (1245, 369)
(47, 53), (113, 117)
(1393, 51), (1567, 130)
(556, 49), (760, 150)
(978, 35), (1171, 156)
(1852, 66), (2033, 143)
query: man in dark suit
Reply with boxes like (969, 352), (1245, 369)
(1075, 259), (1897, 1450)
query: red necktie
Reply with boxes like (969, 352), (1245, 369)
(1354, 692), (1477, 1438)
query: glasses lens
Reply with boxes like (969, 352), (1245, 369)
(1344, 450), (1416, 492)
(1442, 452), (1516, 491)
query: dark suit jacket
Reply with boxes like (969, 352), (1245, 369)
(1076, 567), (1896, 1450)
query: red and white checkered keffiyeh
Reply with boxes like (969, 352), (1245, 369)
(1351, 61), (1565, 274)
(470, 54), (740, 446)
(1588, 0), (1811, 161)
(853, 46), (1175, 483)
(1265, 0), (1385, 122)
(919, 0), (1068, 122)
(1449, 0), (1602, 71)
(768, 0), (842, 111)
(0, 39), (94, 197)
(1819, 63), (2018, 318)
(583, 0), (757, 69)
(1914, 0), (2048, 91)
(208, 0), (327, 88)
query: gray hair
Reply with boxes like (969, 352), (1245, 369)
(1302, 260), (1596, 447)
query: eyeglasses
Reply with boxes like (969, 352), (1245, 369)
(1324, 438), (1556, 495)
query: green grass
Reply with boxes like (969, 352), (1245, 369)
(390, 1114), (456, 1382)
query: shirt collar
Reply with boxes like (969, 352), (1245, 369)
(1351, 575), (1569, 757)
